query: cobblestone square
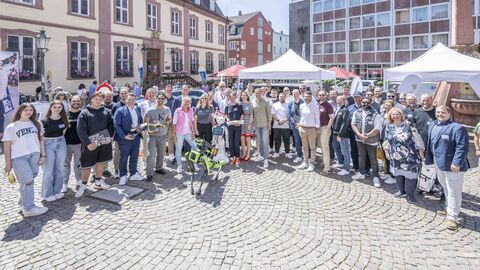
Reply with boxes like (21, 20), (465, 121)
(1, 149), (479, 269)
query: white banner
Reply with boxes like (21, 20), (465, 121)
(0, 51), (20, 155)
(350, 76), (362, 95)
(398, 74), (423, 94)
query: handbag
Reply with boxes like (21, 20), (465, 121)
(376, 146), (384, 160)
(1, 86), (14, 114)
(417, 162), (436, 192)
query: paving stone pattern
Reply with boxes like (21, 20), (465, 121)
(0, 154), (479, 269)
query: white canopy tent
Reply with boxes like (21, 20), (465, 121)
(238, 49), (336, 80)
(384, 43), (480, 82)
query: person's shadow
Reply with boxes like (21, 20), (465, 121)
(197, 176), (230, 207)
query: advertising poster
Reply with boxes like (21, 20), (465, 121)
(0, 52), (20, 155)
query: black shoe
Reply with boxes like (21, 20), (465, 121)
(407, 196), (417, 203)
(155, 169), (166, 175)
(146, 175), (153, 182)
(102, 170), (112, 178)
(171, 158), (177, 165)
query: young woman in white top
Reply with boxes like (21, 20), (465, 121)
(2, 103), (48, 217)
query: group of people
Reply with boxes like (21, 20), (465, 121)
(2, 81), (478, 231)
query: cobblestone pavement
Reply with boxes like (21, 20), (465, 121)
(1, 148), (479, 270)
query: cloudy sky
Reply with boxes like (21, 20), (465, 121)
(216, 0), (289, 34)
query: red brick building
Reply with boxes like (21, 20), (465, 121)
(227, 11), (273, 68)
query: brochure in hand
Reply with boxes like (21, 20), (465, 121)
(88, 129), (112, 146)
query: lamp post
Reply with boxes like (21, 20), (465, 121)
(35, 28), (50, 101)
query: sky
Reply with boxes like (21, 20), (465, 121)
(216, 0), (289, 34)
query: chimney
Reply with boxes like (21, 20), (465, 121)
(238, 10), (242, 16)
(268, 20), (272, 27)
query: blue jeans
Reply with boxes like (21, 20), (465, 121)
(332, 136), (344, 164)
(175, 133), (198, 167)
(255, 127), (270, 159)
(339, 138), (351, 171)
(119, 138), (140, 177)
(12, 152), (40, 211)
(42, 137), (67, 198)
(291, 127), (303, 158)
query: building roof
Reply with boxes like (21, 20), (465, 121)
(229, 11), (260, 25)
(187, 0), (227, 20)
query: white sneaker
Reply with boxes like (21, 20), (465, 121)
(168, 154), (174, 160)
(177, 165), (183, 173)
(298, 162), (308, 169)
(76, 180), (82, 186)
(307, 164), (315, 172)
(331, 163), (343, 169)
(263, 159), (269, 168)
(285, 153), (293, 159)
(75, 184), (86, 198)
(112, 170), (119, 179)
(119, 176), (128, 186)
(337, 169), (349, 176)
(23, 206), (48, 217)
(254, 156), (264, 162)
(351, 172), (365, 180)
(373, 177), (381, 188)
(272, 153), (280, 158)
(55, 193), (64, 200)
(194, 164), (199, 171)
(293, 157), (302, 163)
(129, 172), (144, 181)
(384, 176), (396, 184)
(61, 184), (68, 193)
(380, 174), (389, 180)
(43, 195), (57, 202)
(94, 179), (110, 189)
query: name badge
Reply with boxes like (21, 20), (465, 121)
(441, 134), (449, 140)
(59, 124), (66, 129)
(233, 108), (237, 111)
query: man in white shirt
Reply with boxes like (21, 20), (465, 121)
(214, 81), (227, 108)
(297, 91), (320, 172)
(272, 93), (291, 159)
(139, 88), (158, 165)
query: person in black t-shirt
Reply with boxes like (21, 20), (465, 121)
(225, 91), (244, 165)
(413, 93), (437, 145)
(63, 95), (82, 192)
(41, 100), (70, 202)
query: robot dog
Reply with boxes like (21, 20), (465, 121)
(211, 112), (230, 164)
(185, 138), (227, 195)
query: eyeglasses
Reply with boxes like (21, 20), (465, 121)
(387, 95), (395, 98)
(201, 98), (208, 100)
(318, 94), (326, 96)
(158, 98), (165, 100)
(219, 86), (225, 88)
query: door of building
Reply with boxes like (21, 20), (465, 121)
(146, 49), (161, 86)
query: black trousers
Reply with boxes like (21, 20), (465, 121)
(349, 131), (370, 172)
(228, 125), (241, 157)
(197, 123), (212, 144)
(396, 175), (417, 199)
(357, 142), (378, 177)
(273, 128), (290, 153)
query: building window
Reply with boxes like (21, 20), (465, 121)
(335, 42), (345, 53)
(350, 40), (360, 52)
(218, 25), (225, 45)
(350, 0), (361, 6)
(228, 41), (236, 50)
(431, 4), (448, 20)
(324, 0), (333, 11)
(147, 3), (158, 30)
(229, 58), (236, 67)
(8, 0), (42, 8)
(313, 44), (322, 54)
(6, 35), (37, 80)
(206, 52), (213, 74)
(324, 21), (334, 32)
(190, 16), (197, 39)
(115, 0), (128, 24)
(324, 43), (333, 54)
(395, 36), (410, 50)
(205, 21), (212, 42)
(363, 15), (375, 28)
(219, 54), (225, 70)
(241, 41), (246, 50)
(267, 44), (271, 52)
(250, 28), (254, 35)
(395, 9), (410, 24)
(171, 50), (182, 72)
(258, 17), (263, 27)
(209, 0), (215, 11)
(313, 23), (322, 33)
(413, 35), (428, 49)
(258, 28), (263, 40)
(71, 0), (88, 16)
(12, 0), (34, 5)
(432, 33), (448, 46)
(171, 10), (181, 35)
(258, 41), (263, 54)
(70, 41), (93, 78)
(335, 19), (345, 31)
(258, 54), (263, 65)
(115, 45), (133, 77)
(190, 51), (198, 74)
(241, 58), (246, 66)
(376, 12), (390, 26)
(377, 38), (390, 51)
(412, 7), (428, 22)
(363, 39), (375, 51)
(363, 0), (375, 3)
(350, 17), (361, 29)
(335, 0), (345, 9)
(313, 2), (322, 13)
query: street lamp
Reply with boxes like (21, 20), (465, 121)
(35, 28), (50, 101)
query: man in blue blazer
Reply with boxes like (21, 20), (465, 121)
(425, 105), (469, 230)
(287, 89), (304, 164)
(114, 93), (145, 185)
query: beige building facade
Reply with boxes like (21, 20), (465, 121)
(0, 0), (228, 95)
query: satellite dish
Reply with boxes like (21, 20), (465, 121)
(467, 74), (480, 97)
